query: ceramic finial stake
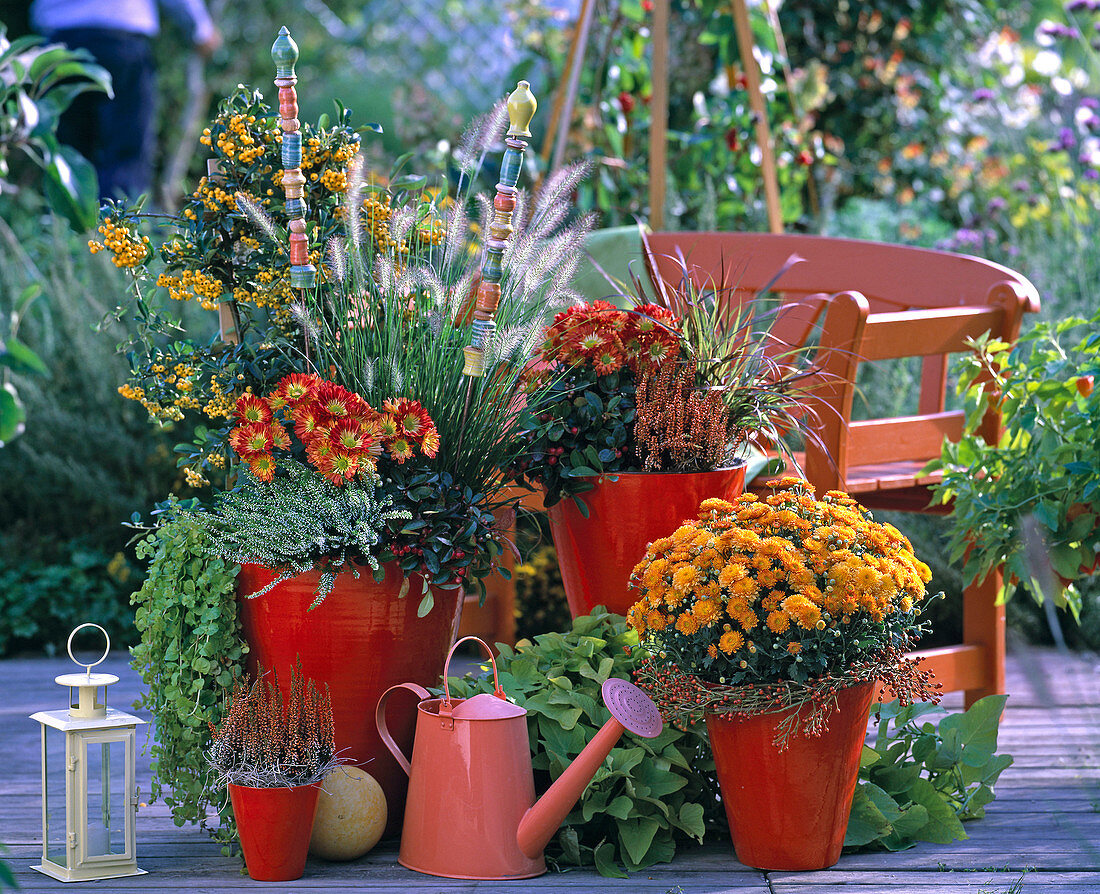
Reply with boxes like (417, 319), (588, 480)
(462, 81), (537, 378)
(272, 26), (316, 290)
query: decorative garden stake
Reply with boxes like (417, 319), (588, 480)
(457, 80), (536, 450)
(376, 636), (663, 879)
(271, 26), (317, 292)
(29, 624), (146, 882)
(462, 80), (536, 381)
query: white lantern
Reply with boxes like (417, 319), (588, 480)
(29, 624), (146, 882)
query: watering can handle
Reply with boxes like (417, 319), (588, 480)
(441, 635), (506, 713)
(375, 682), (430, 777)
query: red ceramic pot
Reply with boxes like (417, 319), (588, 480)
(546, 464), (747, 617)
(229, 782), (321, 881)
(236, 563), (462, 836)
(705, 681), (875, 871)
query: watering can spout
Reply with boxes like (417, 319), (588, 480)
(516, 678), (663, 860)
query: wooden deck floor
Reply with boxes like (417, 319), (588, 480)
(2, 642), (1098, 893)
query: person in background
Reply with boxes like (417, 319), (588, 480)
(29, 0), (222, 200)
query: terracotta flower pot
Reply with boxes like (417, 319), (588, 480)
(705, 681), (875, 871)
(236, 562), (462, 836)
(229, 782), (321, 881)
(546, 464), (746, 617)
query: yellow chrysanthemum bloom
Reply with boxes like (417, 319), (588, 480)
(627, 479), (933, 686)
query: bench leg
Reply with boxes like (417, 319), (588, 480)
(962, 565), (1006, 707)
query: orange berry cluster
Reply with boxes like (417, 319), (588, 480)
(88, 218), (150, 268)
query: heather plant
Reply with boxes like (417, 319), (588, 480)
(194, 459), (407, 607)
(634, 357), (730, 472)
(207, 661), (339, 788)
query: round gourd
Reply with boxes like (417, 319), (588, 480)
(308, 766), (387, 860)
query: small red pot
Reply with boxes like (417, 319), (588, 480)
(546, 465), (746, 617)
(706, 681), (875, 871)
(229, 782), (321, 881)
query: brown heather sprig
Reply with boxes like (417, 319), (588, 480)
(634, 357), (731, 471)
(207, 660), (340, 787)
(633, 646), (940, 750)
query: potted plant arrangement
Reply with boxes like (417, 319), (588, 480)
(207, 661), (339, 881)
(629, 478), (941, 870)
(508, 261), (821, 618)
(927, 311), (1100, 627)
(105, 30), (591, 835)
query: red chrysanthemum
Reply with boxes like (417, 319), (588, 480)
(388, 437), (414, 464)
(316, 381), (355, 420)
(292, 405), (330, 445)
(378, 414), (400, 441)
(247, 453), (277, 483)
(316, 449), (358, 486)
(268, 372), (320, 411)
(594, 348), (625, 376)
(229, 422), (275, 458)
(234, 394), (273, 425)
(420, 427), (440, 459)
(329, 419), (365, 452)
(383, 397), (434, 440)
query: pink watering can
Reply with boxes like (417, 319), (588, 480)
(376, 635), (663, 880)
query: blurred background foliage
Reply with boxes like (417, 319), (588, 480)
(1, 0), (1098, 653)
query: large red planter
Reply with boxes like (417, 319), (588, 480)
(236, 563), (462, 836)
(229, 782), (320, 881)
(546, 465), (747, 617)
(705, 681), (875, 871)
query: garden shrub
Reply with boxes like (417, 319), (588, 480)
(0, 538), (138, 656)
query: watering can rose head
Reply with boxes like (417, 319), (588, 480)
(627, 477), (941, 712)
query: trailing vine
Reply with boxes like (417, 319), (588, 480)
(130, 509), (247, 848)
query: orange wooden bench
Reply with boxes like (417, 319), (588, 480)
(644, 231), (1041, 706)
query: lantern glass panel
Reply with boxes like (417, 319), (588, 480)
(44, 725), (67, 866)
(83, 738), (126, 857)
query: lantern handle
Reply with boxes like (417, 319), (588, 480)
(67, 623), (111, 678)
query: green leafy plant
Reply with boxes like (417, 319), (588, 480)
(846, 695), (1013, 851)
(928, 313), (1100, 614)
(0, 283), (46, 446)
(0, 843), (15, 890)
(443, 609), (721, 877)
(0, 538), (137, 657)
(130, 510), (246, 844)
(0, 28), (111, 230)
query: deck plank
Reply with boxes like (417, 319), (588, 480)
(2, 643), (1098, 893)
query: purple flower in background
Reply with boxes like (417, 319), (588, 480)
(987, 196), (1007, 212)
(1012, 179), (1030, 192)
(1055, 127), (1077, 150)
(1086, 168), (1100, 180)
(1064, 0), (1095, 11)
(972, 88), (996, 102)
(1040, 22), (1081, 39)
(1082, 98), (1100, 109)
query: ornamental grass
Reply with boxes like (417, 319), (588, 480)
(629, 478), (941, 740)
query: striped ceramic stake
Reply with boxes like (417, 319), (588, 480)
(271, 26), (317, 291)
(461, 81), (537, 378)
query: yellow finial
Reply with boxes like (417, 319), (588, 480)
(506, 80), (537, 139)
